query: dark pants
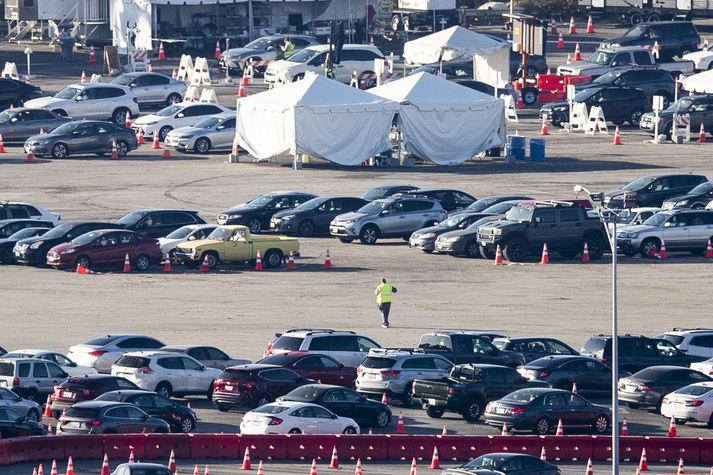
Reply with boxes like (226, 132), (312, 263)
(378, 302), (391, 325)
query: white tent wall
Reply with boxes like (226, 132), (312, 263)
(474, 46), (509, 87)
(315, 0), (367, 22)
(236, 101), (297, 158)
(680, 69), (713, 94)
(111, 0), (153, 53)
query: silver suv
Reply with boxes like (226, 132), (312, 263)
(0, 358), (68, 402)
(616, 209), (713, 257)
(330, 195), (447, 245)
(269, 329), (381, 368)
(355, 350), (453, 404)
(658, 328), (713, 358)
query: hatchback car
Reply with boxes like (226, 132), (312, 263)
(219, 34), (321, 74)
(132, 102), (232, 142)
(0, 358), (68, 401)
(57, 400), (170, 434)
(240, 401), (359, 435)
(0, 406), (46, 438)
(160, 345), (249, 370)
(111, 72), (185, 107)
(457, 453), (560, 475)
(50, 374), (140, 417)
(258, 352), (357, 387)
(0, 387), (42, 422)
(662, 182), (713, 210)
(116, 209), (206, 238)
(270, 196), (368, 237)
(217, 191), (317, 233)
(640, 95), (713, 139)
(24, 120), (138, 159)
(0, 227), (50, 262)
(604, 174), (707, 209)
(493, 338), (579, 363)
(0, 77), (42, 110)
(96, 390), (197, 433)
(659, 328), (713, 358)
(2, 349), (96, 376)
(618, 365), (711, 410)
(68, 334), (166, 374)
(0, 107), (71, 141)
(164, 113), (235, 153)
(47, 229), (163, 271)
(25, 83), (139, 124)
(157, 224), (218, 258)
(110, 463), (173, 475)
(660, 382), (713, 427)
(278, 384), (391, 427)
(517, 355), (619, 394)
(269, 329), (381, 368)
(540, 86), (651, 127)
(483, 388), (611, 435)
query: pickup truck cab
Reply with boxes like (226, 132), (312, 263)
(417, 332), (524, 368)
(557, 46), (693, 79)
(174, 225), (299, 269)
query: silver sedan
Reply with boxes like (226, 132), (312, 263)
(0, 108), (71, 142)
(111, 72), (185, 108)
(164, 112), (235, 153)
(0, 388), (42, 422)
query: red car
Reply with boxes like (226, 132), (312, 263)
(257, 352), (357, 388)
(46, 229), (163, 271)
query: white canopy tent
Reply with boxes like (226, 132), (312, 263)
(402, 26), (510, 87)
(368, 72), (505, 166)
(236, 73), (398, 166)
(680, 69), (713, 94)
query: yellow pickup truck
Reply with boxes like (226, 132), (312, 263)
(174, 225), (299, 269)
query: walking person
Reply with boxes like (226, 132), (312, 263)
(375, 278), (397, 328)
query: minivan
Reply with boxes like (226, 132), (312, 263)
(601, 21), (700, 59)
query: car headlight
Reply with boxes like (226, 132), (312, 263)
(29, 241), (44, 249)
(143, 121), (157, 126)
(281, 215), (295, 221)
(229, 214), (242, 220)
(61, 248), (76, 254)
(344, 219), (358, 225)
(189, 248), (197, 256)
(178, 134), (195, 139)
(553, 107), (567, 112)
(421, 233), (436, 239)
(609, 43), (620, 48)
(491, 228), (502, 235)
(618, 232), (639, 239)
(676, 199), (689, 206)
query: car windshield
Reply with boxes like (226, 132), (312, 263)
(65, 407), (99, 418)
(675, 384), (713, 396)
(193, 116), (224, 129)
(111, 75), (137, 86)
(672, 98), (693, 112)
(0, 110), (15, 123)
(244, 38), (271, 50)
(505, 206), (533, 222)
(466, 216), (495, 230)
(116, 211), (147, 226)
(9, 228), (47, 239)
(165, 227), (194, 239)
(587, 51), (614, 65)
(287, 48), (321, 63)
(689, 182), (713, 194)
(293, 197), (324, 211)
(593, 71), (620, 84)
(282, 385), (321, 401)
(272, 336), (304, 351)
(661, 334), (685, 346)
(574, 89), (597, 102)
(41, 223), (73, 239)
(252, 404), (289, 414)
(357, 201), (388, 214)
(483, 201), (517, 214)
(438, 215), (466, 228)
(410, 65), (438, 75)
(643, 213), (670, 226)
(361, 357), (395, 369)
(622, 176), (656, 191)
(85, 336), (120, 346)
(464, 455), (507, 470)
(466, 198), (498, 212)
(95, 392), (123, 402)
(3, 352), (35, 358)
(156, 105), (183, 117)
(50, 123), (78, 135)
(502, 390), (540, 403)
(71, 231), (102, 245)
(625, 25), (647, 37)
(246, 195), (276, 208)
(207, 228), (233, 240)
(55, 86), (80, 100)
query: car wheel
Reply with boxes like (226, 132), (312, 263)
(25, 409), (40, 422)
(522, 88), (538, 106)
(462, 399), (484, 422)
(343, 426), (358, 434)
(116, 140), (129, 157)
(462, 241), (479, 258)
(179, 416), (195, 433)
(359, 225), (380, 245)
(534, 417), (551, 435)
(206, 384), (214, 401)
(256, 394), (271, 407)
(75, 255), (91, 269)
(194, 137), (211, 154)
(339, 237), (354, 243)
(298, 220), (315, 237)
(112, 108), (129, 125)
(263, 249), (283, 269)
(584, 234), (606, 260)
(647, 12), (660, 22)
(629, 110), (644, 126)
(288, 428), (302, 434)
(640, 238), (660, 258)
(166, 93), (182, 106)
(479, 245), (495, 260)
(156, 382), (173, 399)
(426, 406), (445, 419)
(216, 402), (230, 412)
(51, 143), (68, 159)
(158, 126), (173, 142)
(202, 252), (219, 269)
(502, 237), (528, 262)
(134, 254), (151, 271)
(630, 12), (644, 24)
(247, 218), (262, 233)
(375, 409), (390, 427)
(593, 414), (609, 434)
(401, 383), (417, 406)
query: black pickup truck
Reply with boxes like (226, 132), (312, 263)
(413, 364), (550, 421)
(417, 332), (525, 368)
(477, 201), (608, 262)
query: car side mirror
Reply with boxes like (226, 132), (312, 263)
(331, 414), (338, 419)
(75, 96), (85, 101)
(129, 82), (137, 87)
(217, 125), (225, 130)
(201, 365), (206, 371)
(176, 113), (185, 118)
(16, 416), (24, 423)
(535, 217), (542, 223)
(61, 372), (69, 378)
(188, 235), (196, 241)
(267, 46), (275, 52)
(143, 414), (151, 420)
(70, 362), (77, 367)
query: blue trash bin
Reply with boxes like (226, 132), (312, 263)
(530, 138), (546, 161)
(506, 135), (526, 161)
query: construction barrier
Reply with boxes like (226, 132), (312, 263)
(0, 435), (711, 467)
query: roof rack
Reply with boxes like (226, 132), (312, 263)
(275, 328), (345, 337)
(368, 347), (425, 355)
(671, 327), (713, 332)
(531, 200), (576, 207)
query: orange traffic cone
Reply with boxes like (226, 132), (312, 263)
(172, 68), (177, 79)
(501, 422), (509, 436)
(381, 392), (388, 405)
(88, 46), (96, 64)
(571, 382), (578, 400)
(199, 254), (210, 273)
(540, 243), (550, 264)
(123, 253), (131, 273)
(408, 457), (418, 475)
(430, 446), (440, 469)
(613, 126), (622, 145)
(147, 59), (153, 72)
(137, 129), (145, 145)
(167, 450), (177, 473)
(699, 123), (706, 142)
(550, 20), (558, 34)
(152, 132), (160, 149)
(354, 459), (362, 475)
(128, 450), (135, 463)
(323, 249), (332, 269)
(540, 116), (549, 135)
(668, 416), (677, 437)
(555, 418), (564, 436)
(396, 412), (405, 433)
(26, 148), (35, 162)
(621, 418), (629, 436)
(494, 244), (503, 265)
(586, 14), (595, 33)
(50, 460), (58, 475)
(677, 458), (685, 475)
(229, 140), (240, 161)
(585, 458), (593, 475)
(214, 40), (222, 59)
(566, 53), (572, 64)
(540, 447), (546, 461)
(163, 255), (172, 272)
(557, 32), (564, 49)
(38, 465), (43, 475)
(111, 140), (119, 160)
(47, 422), (53, 435)
(238, 71), (248, 98)
(329, 446), (339, 469)
(81, 70), (87, 83)
(256, 461), (265, 475)
(100, 454), (110, 475)
(76, 262), (92, 274)
(65, 457), (75, 475)
(254, 250), (263, 271)
(516, 90), (524, 110)
(658, 239), (668, 259)
(568, 16), (576, 34)
(285, 250), (295, 269)
(0, 133), (6, 153)
(309, 459), (318, 475)
(158, 41), (166, 61)
(582, 243), (590, 263)
(162, 143), (171, 159)
(441, 425), (447, 436)
(705, 239), (713, 258)
(242, 447), (252, 470)
(43, 395), (52, 417)
(638, 448), (649, 471)
(125, 111), (132, 129)
(204, 466), (210, 475)
(192, 465), (200, 475)
(574, 43), (582, 61)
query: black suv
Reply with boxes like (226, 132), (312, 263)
(576, 68), (675, 106)
(217, 191), (317, 233)
(96, 390), (197, 432)
(604, 173), (708, 208)
(13, 221), (124, 265)
(270, 196), (367, 237)
(0, 78), (42, 110)
(540, 86), (651, 127)
(116, 209), (205, 238)
(662, 181), (713, 210)
(601, 21), (700, 59)
(405, 189), (477, 212)
(640, 95), (713, 139)
(580, 335), (706, 373)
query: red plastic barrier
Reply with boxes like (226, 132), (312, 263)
(22, 434), (67, 463)
(287, 435), (338, 461)
(143, 433), (192, 460)
(432, 435), (489, 462)
(103, 434), (147, 461)
(490, 435), (544, 457)
(240, 435), (289, 460)
(0, 440), (11, 466)
(63, 435), (105, 461)
(335, 435), (389, 461)
(589, 435), (613, 462)
(387, 434), (435, 461)
(542, 435), (592, 462)
(619, 437), (649, 463)
(189, 433), (241, 459)
(699, 438), (713, 464)
(7, 437), (34, 464)
(641, 436), (700, 464)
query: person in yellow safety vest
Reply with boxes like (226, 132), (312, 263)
(374, 278), (397, 328)
(280, 37), (295, 59)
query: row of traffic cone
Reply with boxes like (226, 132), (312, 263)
(565, 15), (595, 35)
(493, 242), (587, 265)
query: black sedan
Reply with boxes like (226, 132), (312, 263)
(0, 108), (71, 142)
(57, 401), (171, 435)
(457, 452), (560, 475)
(278, 384), (391, 428)
(618, 366), (711, 410)
(540, 86), (651, 127)
(484, 388), (611, 435)
(517, 355), (622, 394)
(362, 185), (419, 201)
(217, 191), (317, 233)
(0, 78), (42, 110)
(405, 188), (476, 213)
(493, 338), (579, 364)
(0, 407), (46, 438)
(662, 181), (713, 210)
(409, 211), (494, 253)
(24, 120), (138, 159)
(270, 196), (368, 237)
(96, 390), (197, 433)
(116, 209), (205, 238)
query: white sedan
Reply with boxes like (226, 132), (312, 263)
(240, 401), (359, 435)
(691, 357), (713, 376)
(2, 349), (97, 376)
(132, 102), (232, 142)
(164, 112), (236, 153)
(683, 45), (713, 71)
(660, 382), (713, 426)
(158, 224), (218, 257)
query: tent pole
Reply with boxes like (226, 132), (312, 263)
(248, 0), (254, 40)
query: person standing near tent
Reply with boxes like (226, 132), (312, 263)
(375, 278), (397, 328)
(280, 37), (295, 59)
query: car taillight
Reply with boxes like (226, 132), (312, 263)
(380, 370), (400, 377)
(241, 383), (255, 391)
(539, 370), (550, 378)
(268, 417), (283, 426)
(214, 379), (222, 388)
(509, 407), (525, 414)
(12, 377), (20, 387)
(447, 388), (455, 395)
(686, 400), (704, 407)
(600, 357), (608, 366)
(638, 385), (652, 392)
(679, 349), (687, 353)
(88, 350), (107, 356)
(91, 420), (102, 426)
(137, 367), (154, 374)
(356, 367), (363, 373)
(54, 386), (62, 395)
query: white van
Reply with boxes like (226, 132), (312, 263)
(264, 44), (385, 85)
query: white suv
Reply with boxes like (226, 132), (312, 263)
(24, 84), (140, 125)
(659, 328), (713, 358)
(264, 44), (385, 86)
(269, 329), (381, 368)
(111, 351), (221, 399)
(0, 201), (60, 225)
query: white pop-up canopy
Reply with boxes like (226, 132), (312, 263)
(236, 74), (398, 166)
(368, 72), (504, 166)
(680, 69), (713, 94)
(402, 26), (510, 87)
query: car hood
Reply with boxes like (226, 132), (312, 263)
(413, 225), (446, 235)
(619, 224), (655, 234)
(683, 51), (713, 61)
(561, 61), (599, 71)
(48, 242), (81, 254)
(134, 114), (164, 125)
(176, 238), (223, 250)
(223, 47), (260, 58)
(16, 235), (56, 246)
(24, 96), (67, 109)
(272, 208), (308, 219)
(437, 228), (475, 239)
(541, 100), (569, 110)
(221, 205), (259, 215)
(168, 126), (205, 136)
(662, 192), (699, 203)
(605, 190), (630, 201)
(267, 59), (301, 71)
(333, 211), (368, 221)
(481, 219), (524, 230)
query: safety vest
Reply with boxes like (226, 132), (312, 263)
(377, 283), (392, 304)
